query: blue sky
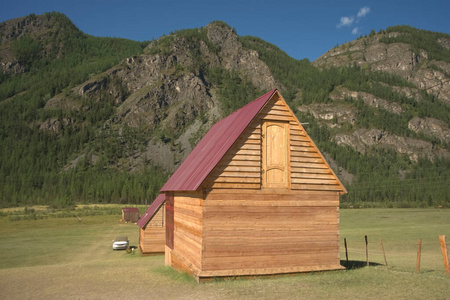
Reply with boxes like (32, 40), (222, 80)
(1, 0), (449, 61)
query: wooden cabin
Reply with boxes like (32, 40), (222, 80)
(160, 89), (347, 282)
(137, 194), (166, 254)
(121, 207), (140, 223)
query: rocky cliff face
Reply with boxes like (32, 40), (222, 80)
(0, 13), (81, 75)
(334, 129), (447, 162)
(314, 32), (450, 105)
(42, 21), (276, 172)
(0, 15), (43, 74)
(205, 23), (275, 90)
(330, 86), (404, 114)
(408, 117), (450, 144)
(304, 29), (450, 161)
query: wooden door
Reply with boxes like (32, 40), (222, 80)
(262, 121), (289, 188)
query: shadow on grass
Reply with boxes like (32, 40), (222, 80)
(152, 266), (197, 283)
(341, 260), (383, 269)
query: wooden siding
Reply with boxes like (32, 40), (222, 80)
(202, 121), (262, 190)
(146, 203), (165, 227)
(170, 192), (203, 275)
(202, 94), (291, 190)
(139, 204), (165, 254)
(201, 190), (341, 275)
(139, 227), (165, 254)
(202, 93), (344, 193)
(122, 209), (139, 223)
(289, 121), (343, 192)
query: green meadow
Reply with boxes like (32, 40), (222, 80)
(0, 208), (448, 299)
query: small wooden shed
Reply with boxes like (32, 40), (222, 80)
(121, 207), (140, 223)
(137, 194), (166, 254)
(160, 89), (347, 282)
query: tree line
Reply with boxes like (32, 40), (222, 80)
(0, 16), (448, 208)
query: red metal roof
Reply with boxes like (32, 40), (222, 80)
(137, 194), (166, 228)
(161, 89), (277, 192)
(122, 207), (139, 213)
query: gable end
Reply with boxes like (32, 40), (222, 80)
(201, 90), (346, 194)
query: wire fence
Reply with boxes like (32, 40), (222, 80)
(341, 234), (450, 277)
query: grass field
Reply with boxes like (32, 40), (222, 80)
(0, 208), (449, 299)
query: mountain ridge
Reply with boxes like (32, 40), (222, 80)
(0, 13), (449, 208)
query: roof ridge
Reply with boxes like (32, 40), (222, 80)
(137, 194), (166, 228)
(217, 89), (277, 123)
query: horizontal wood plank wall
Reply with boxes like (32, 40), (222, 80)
(203, 121), (262, 190)
(289, 117), (342, 192)
(202, 92), (344, 194)
(171, 192), (203, 274)
(140, 227), (165, 253)
(260, 94), (294, 123)
(147, 204), (165, 227)
(140, 205), (165, 254)
(203, 94), (293, 191)
(202, 190), (341, 273)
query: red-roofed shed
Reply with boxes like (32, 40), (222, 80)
(162, 89), (346, 282)
(137, 194), (166, 254)
(121, 207), (140, 223)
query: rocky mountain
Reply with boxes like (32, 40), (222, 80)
(42, 21), (275, 173)
(310, 27), (450, 162)
(0, 14), (449, 207)
(314, 28), (450, 104)
(0, 13), (84, 74)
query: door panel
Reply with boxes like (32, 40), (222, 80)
(262, 121), (289, 188)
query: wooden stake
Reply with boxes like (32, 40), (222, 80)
(365, 235), (369, 267)
(344, 238), (348, 264)
(380, 238), (388, 267)
(416, 239), (422, 273)
(439, 235), (449, 276)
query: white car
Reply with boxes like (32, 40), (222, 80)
(112, 236), (129, 250)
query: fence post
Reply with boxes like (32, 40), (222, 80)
(416, 239), (422, 273)
(344, 238), (348, 265)
(439, 235), (449, 276)
(365, 235), (369, 267)
(380, 238), (388, 267)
